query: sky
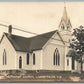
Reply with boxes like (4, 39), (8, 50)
(0, 2), (84, 38)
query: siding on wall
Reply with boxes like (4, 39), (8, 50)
(0, 35), (16, 70)
(65, 47), (72, 71)
(42, 33), (66, 70)
(65, 57), (72, 71)
(43, 43), (65, 70)
(16, 50), (42, 70)
(60, 30), (72, 43)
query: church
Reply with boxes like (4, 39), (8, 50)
(0, 6), (83, 75)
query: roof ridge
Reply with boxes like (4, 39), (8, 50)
(4, 32), (29, 39)
(30, 30), (57, 38)
(4, 30), (57, 39)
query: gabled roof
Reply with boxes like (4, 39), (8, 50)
(4, 30), (57, 52)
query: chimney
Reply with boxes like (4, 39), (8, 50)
(8, 25), (12, 38)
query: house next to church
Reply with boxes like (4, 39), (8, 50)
(0, 7), (83, 74)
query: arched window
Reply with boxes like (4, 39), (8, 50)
(53, 48), (60, 65)
(61, 24), (65, 30)
(27, 53), (29, 65)
(3, 49), (7, 65)
(33, 53), (35, 65)
(19, 56), (22, 68)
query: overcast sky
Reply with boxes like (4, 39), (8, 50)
(0, 2), (84, 38)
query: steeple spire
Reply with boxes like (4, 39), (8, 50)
(59, 2), (72, 31)
(62, 3), (68, 22)
(64, 1), (66, 7)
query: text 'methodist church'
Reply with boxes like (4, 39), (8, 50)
(0, 6), (83, 74)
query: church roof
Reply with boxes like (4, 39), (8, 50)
(59, 7), (72, 28)
(66, 50), (77, 57)
(4, 30), (56, 52)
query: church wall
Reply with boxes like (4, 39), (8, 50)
(60, 33), (72, 43)
(42, 43), (65, 70)
(33, 50), (43, 70)
(0, 35), (16, 70)
(42, 33), (65, 70)
(65, 47), (72, 71)
(82, 63), (84, 71)
(16, 50), (42, 70)
(65, 57), (72, 71)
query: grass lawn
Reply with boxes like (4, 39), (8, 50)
(0, 71), (84, 82)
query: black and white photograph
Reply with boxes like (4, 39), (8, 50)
(0, 1), (84, 82)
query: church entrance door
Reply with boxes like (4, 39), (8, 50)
(19, 56), (22, 69)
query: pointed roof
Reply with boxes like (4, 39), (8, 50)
(59, 6), (72, 28)
(62, 7), (68, 22)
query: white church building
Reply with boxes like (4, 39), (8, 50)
(0, 7), (83, 74)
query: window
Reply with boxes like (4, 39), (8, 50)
(3, 49), (7, 65)
(67, 24), (70, 30)
(53, 48), (60, 65)
(3, 53), (4, 65)
(53, 53), (55, 65)
(27, 53), (29, 65)
(58, 53), (60, 65)
(56, 52), (58, 65)
(33, 53), (35, 65)
(61, 25), (65, 30)
(19, 56), (22, 68)
(67, 59), (69, 66)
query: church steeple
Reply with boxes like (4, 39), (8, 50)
(58, 4), (72, 43)
(59, 5), (72, 32)
(62, 7), (68, 23)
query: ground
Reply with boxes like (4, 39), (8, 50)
(0, 71), (84, 82)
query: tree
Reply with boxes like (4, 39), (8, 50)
(70, 25), (84, 72)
